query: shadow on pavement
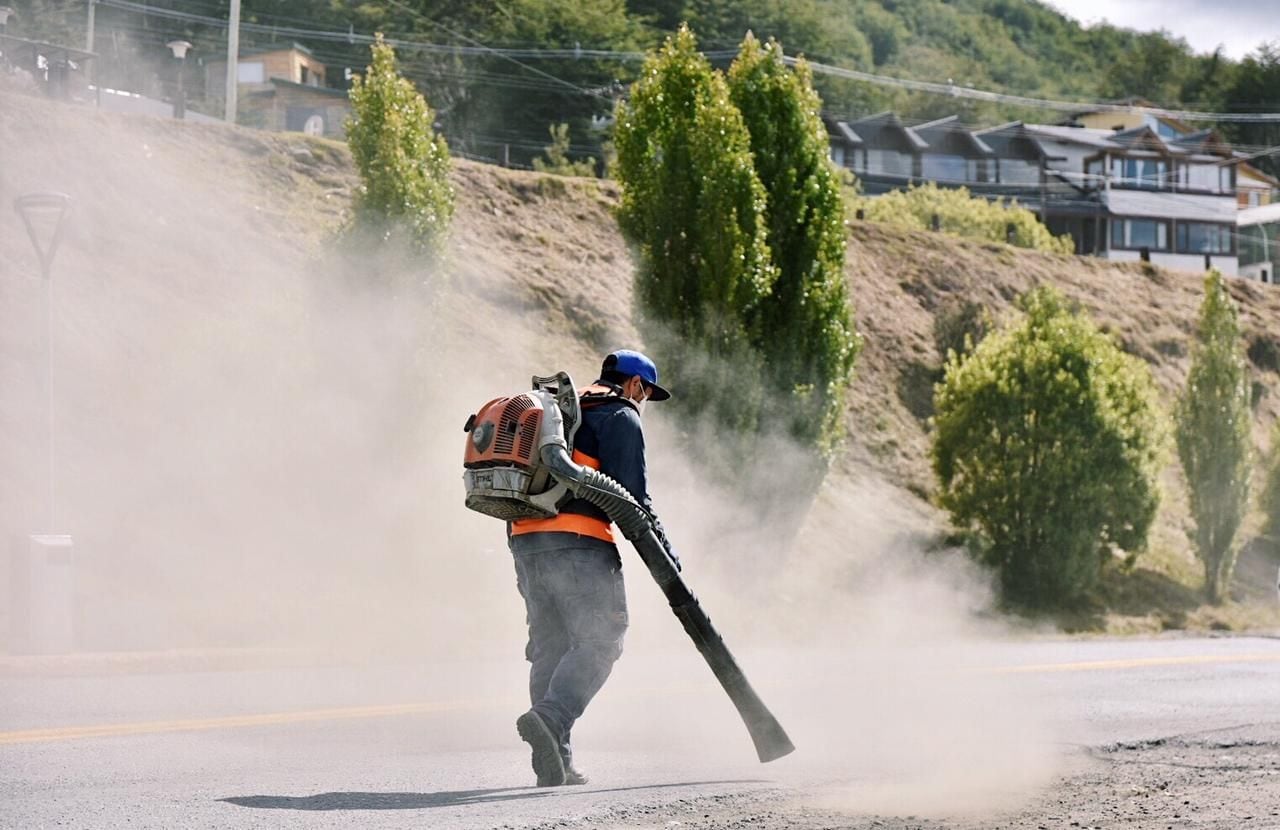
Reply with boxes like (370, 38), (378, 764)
(220, 780), (766, 811)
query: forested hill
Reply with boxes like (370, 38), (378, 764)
(13, 0), (1280, 172)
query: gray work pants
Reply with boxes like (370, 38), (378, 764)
(511, 535), (629, 759)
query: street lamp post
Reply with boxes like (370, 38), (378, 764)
(0, 4), (13, 65)
(13, 192), (74, 654)
(166, 39), (191, 119)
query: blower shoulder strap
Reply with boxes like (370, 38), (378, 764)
(578, 383), (639, 414)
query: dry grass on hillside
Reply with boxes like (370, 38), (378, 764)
(840, 221), (1280, 631)
(3, 91), (1277, 638)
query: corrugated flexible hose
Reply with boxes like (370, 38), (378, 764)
(539, 440), (795, 763)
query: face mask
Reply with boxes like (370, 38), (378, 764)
(629, 383), (648, 416)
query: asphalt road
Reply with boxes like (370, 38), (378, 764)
(3, 635), (1279, 829)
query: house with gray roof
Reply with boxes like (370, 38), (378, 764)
(826, 110), (1249, 278)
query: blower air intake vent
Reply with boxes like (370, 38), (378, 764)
(516, 419), (538, 460)
(494, 397), (534, 456)
(464, 494), (552, 522)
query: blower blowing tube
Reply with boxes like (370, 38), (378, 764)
(535, 396), (795, 763)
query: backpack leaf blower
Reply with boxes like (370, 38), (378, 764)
(463, 372), (795, 764)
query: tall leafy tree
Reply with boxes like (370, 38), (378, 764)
(1261, 420), (1280, 553)
(1176, 271), (1253, 604)
(727, 34), (859, 457)
(1221, 42), (1280, 180)
(1101, 29), (1200, 105)
(464, 0), (651, 167)
(345, 34), (454, 257)
(933, 287), (1164, 608)
(8, 0), (84, 45)
(613, 24), (775, 434)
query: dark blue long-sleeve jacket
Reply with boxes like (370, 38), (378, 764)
(509, 386), (671, 558)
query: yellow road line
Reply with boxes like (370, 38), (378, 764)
(3, 653), (1278, 746)
(0, 699), (494, 746)
(993, 653), (1280, 674)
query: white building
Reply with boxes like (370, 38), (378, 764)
(827, 110), (1257, 279)
(1027, 123), (1240, 275)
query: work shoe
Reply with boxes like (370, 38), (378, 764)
(516, 710), (566, 787)
(560, 742), (588, 785)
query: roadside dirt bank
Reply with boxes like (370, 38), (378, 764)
(527, 724), (1280, 829)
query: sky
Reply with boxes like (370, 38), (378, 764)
(1047, 0), (1280, 60)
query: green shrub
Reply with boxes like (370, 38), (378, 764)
(613, 25), (775, 435)
(727, 34), (860, 459)
(1261, 421), (1280, 551)
(853, 182), (1074, 254)
(345, 34), (454, 257)
(932, 286), (1164, 608)
(532, 123), (598, 178)
(1176, 271), (1253, 603)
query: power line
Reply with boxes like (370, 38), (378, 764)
(792, 57), (1280, 124)
(94, 0), (1280, 125)
(378, 0), (615, 103)
(94, 0), (652, 62)
(97, 0), (640, 102)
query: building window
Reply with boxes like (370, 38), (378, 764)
(1111, 157), (1167, 189)
(1239, 226), (1268, 266)
(1086, 157), (1105, 187)
(830, 145), (846, 168)
(1176, 222), (1233, 255)
(238, 61), (264, 83)
(922, 154), (968, 183)
(1247, 190), (1262, 207)
(1111, 218), (1169, 251)
(866, 148), (913, 178)
(1182, 163), (1233, 193)
(1000, 159), (1040, 185)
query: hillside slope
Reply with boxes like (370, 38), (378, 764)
(2, 92), (1278, 650)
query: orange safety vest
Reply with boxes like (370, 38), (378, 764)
(510, 384), (622, 544)
(510, 449), (614, 543)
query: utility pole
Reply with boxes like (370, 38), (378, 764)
(84, 0), (95, 94)
(224, 0), (240, 123)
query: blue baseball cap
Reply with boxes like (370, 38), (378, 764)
(602, 349), (671, 401)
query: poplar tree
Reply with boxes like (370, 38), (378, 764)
(1176, 271), (1253, 604)
(613, 25), (776, 432)
(727, 34), (860, 457)
(1261, 421), (1280, 552)
(345, 34), (454, 257)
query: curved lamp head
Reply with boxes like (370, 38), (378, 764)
(166, 40), (192, 60)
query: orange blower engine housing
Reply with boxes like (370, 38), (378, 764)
(462, 373), (580, 522)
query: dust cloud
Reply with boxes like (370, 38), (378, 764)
(0, 94), (535, 659)
(1, 92), (1059, 819)
(599, 388), (1061, 818)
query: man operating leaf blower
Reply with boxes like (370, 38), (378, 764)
(462, 351), (793, 789)
(507, 350), (675, 786)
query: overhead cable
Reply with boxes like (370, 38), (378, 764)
(96, 0), (1280, 123)
(790, 57), (1280, 124)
